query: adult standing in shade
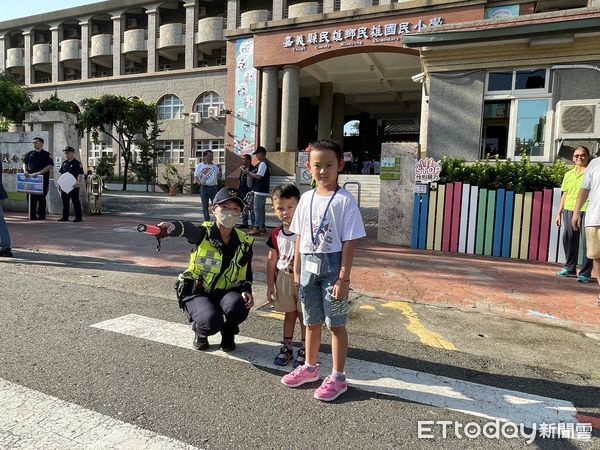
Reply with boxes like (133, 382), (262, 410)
(0, 157), (13, 257)
(556, 146), (593, 282)
(58, 146), (84, 222)
(243, 146), (270, 235)
(194, 150), (220, 222)
(23, 137), (53, 220)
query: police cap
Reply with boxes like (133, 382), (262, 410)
(213, 187), (245, 209)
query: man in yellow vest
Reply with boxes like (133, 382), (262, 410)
(158, 187), (255, 351)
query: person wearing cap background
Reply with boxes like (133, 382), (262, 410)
(157, 187), (255, 351)
(242, 146), (270, 235)
(58, 146), (84, 222)
(22, 137), (53, 220)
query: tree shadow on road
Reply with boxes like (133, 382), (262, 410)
(0, 250), (182, 276)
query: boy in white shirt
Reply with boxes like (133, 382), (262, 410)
(281, 139), (366, 401)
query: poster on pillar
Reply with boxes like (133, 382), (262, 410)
(232, 38), (258, 156)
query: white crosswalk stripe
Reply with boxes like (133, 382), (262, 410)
(0, 378), (199, 450)
(92, 314), (580, 429)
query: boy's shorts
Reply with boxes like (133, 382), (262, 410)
(273, 271), (301, 313)
(299, 252), (348, 328)
(586, 226), (600, 259)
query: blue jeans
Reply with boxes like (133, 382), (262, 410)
(200, 185), (218, 222)
(254, 193), (267, 230)
(299, 252), (347, 327)
(0, 200), (11, 251)
(241, 208), (255, 227)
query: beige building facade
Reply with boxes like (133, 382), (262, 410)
(0, 0), (596, 187)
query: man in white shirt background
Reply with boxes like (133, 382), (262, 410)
(194, 150), (220, 222)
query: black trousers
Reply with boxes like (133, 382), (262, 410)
(183, 291), (249, 339)
(61, 188), (82, 220)
(28, 193), (47, 219)
(562, 209), (593, 277)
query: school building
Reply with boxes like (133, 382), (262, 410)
(1, 0), (599, 185)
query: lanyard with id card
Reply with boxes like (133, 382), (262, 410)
(306, 188), (338, 275)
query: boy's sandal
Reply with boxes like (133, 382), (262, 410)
(274, 346), (293, 366)
(293, 348), (306, 368)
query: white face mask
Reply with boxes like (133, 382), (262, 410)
(214, 209), (240, 228)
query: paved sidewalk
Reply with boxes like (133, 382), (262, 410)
(3, 191), (599, 332)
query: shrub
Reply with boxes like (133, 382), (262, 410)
(24, 93), (79, 114)
(163, 163), (189, 193)
(95, 154), (116, 179)
(438, 154), (569, 193)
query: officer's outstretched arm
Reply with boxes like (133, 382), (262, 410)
(164, 221), (206, 245)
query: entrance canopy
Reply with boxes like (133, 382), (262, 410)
(299, 51), (422, 122)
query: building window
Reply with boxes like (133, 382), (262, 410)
(158, 95), (184, 120)
(89, 142), (113, 166)
(196, 139), (225, 164)
(195, 91), (224, 118)
(157, 140), (184, 164)
(482, 68), (551, 161)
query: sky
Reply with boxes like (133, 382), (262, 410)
(0, 1), (104, 22)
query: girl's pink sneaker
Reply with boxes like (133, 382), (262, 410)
(280, 365), (319, 387)
(314, 376), (348, 401)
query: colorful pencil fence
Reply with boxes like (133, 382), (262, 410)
(411, 183), (576, 264)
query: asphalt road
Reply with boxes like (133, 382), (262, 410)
(1, 249), (599, 449)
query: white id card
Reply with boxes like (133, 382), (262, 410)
(305, 254), (321, 275)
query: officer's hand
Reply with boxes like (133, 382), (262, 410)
(157, 222), (175, 238)
(241, 291), (254, 309)
(24, 171), (30, 177)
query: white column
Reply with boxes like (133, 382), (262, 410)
(80, 19), (90, 79)
(23, 30), (32, 85)
(280, 65), (300, 153)
(112, 14), (122, 76)
(323, 0), (335, 13)
(331, 92), (345, 144)
(317, 82), (333, 139)
(0, 37), (5, 73)
(146, 8), (158, 73)
(260, 66), (278, 151)
(272, 0), (287, 20)
(184, 1), (197, 69)
(227, 0), (240, 30)
(51, 26), (61, 82)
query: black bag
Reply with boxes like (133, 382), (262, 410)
(175, 274), (197, 309)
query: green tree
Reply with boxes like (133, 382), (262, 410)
(131, 115), (162, 192)
(95, 154), (116, 179)
(77, 94), (159, 190)
(0, 72), (31, 126)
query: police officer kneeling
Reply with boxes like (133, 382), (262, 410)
(158, 187), (255, 352)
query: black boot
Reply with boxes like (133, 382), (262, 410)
(220, 323), (239, 352)
(193, 335), (209, 351)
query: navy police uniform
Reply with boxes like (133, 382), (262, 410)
(23, 148), (53, 220)
(58, 147), (84, 222)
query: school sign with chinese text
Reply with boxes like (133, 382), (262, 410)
(252, 8), (483, 68)
(283, 17), (444, 52)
